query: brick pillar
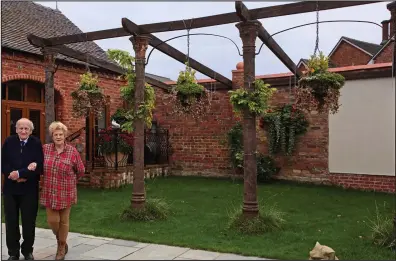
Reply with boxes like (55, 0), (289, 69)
(130, 35), (151, 209)
(387, 2), (396, 38)
(232, 62), (244, 90)
(41, 47), (58, 144)
(236, 20), (261, 218)
(381, 20), (390, 44)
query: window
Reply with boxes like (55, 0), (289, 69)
(2, 80), (44, 103)
(7, 81), (24, 101)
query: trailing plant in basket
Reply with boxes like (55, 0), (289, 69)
(107, 49), (155, 133)
(261, 104), (309, 156)
(71, 72), (109, 118)
(169, 63), (211, 120)
(229, 79), (276, 116)
(295, 51), (344, 114)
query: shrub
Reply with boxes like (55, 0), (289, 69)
(367, 202), (395, 250)
(228, 204), (286, 235)
(120, 198), (171, 222)
(257, 153), (280, 183)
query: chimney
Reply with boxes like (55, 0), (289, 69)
(387, 1), (396, 38)
(381, 20), (390, 45)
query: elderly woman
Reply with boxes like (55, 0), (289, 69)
(40, 121), (85, 260)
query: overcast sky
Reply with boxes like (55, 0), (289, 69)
(37, 1), (390, 81)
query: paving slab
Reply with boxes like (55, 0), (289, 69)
(120, 244), (189, 260)
(82, 244), (140, 260)
(1, 224), (269, 260)
(215, 253), (269, 260)
(179, 249), (221, 260)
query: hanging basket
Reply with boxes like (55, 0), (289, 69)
(71, 72), (109, 118)
(295, 52), (345, 114)
(169, 65), (211, 120)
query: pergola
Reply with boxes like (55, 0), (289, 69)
(27, 1), (386, 218)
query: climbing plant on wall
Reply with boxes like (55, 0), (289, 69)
(226, 122), (280, 182)
(261, 104), (309, 156)
(107, 49), (155, 132)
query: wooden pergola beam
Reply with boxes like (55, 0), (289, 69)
(236, 2), (300, 77)
(122, 18), (233, 88)
(236, 1), (302, 77)
(42, 1), (375, 46)
(27, 34), (171, 91)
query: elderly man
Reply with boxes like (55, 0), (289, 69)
(2, 118), (44, 260)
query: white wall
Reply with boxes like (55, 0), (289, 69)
(329, 77), (395, 176)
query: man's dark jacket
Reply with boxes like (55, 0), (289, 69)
(2, 135), (44, 195)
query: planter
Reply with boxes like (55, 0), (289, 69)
(104, 152), (128, 168)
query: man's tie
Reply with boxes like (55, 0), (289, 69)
(20, 140), (25, 153)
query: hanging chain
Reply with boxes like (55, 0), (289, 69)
(313, 1), (320, 56)
(182, 19), (192, 70)
(187, 28), (190, 68)
(85, 51), (90, 72)
(289, 74), (292, 104)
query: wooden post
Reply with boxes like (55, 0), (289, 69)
(236, 20), (261, 218)
(130, 35), (151, 209)
(41, 47), (57, 144)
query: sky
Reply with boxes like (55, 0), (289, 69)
(36, 1), (390, 81)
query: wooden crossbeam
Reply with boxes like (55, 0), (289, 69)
(235, 1), (302, 77)
(42, 1), (375, 46)
(122, 18), (233, 88)
(27, 34), (171, 91)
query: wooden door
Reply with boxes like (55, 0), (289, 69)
(1, 102), (45, 143)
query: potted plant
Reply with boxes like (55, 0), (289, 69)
(229, 79), (276, 116)
(169, 63), (211, 120)
(97, 127), (133, 168)
(71, 72), (109, 118)
(295, 52), (345, 114)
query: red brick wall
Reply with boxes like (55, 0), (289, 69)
(255, 87), (330, 183)
(330, 173), (395, 193)
(330, 41), (372, 67)
(152, 66), (394, 193)
(152, 87), (237, 176)
(2, 50), (125, 160)
(374, 42), (393, 63)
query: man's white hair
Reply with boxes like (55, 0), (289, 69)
(16, 118), (34, 131)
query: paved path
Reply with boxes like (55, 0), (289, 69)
(1, 224), (269, 260)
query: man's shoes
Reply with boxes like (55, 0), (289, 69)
(24, 253), (34, 260)
(7, 256), (19, 260)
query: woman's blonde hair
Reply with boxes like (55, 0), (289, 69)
(48, 121), (68, 136)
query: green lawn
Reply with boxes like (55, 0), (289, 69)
(2, 176), (394, 260)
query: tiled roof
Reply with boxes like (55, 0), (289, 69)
(1, 1), (110, 65)
(342, 36), (382, 56)
(1, 1), (172, 82)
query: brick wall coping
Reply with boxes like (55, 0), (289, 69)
(164, 62), (392, 86)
